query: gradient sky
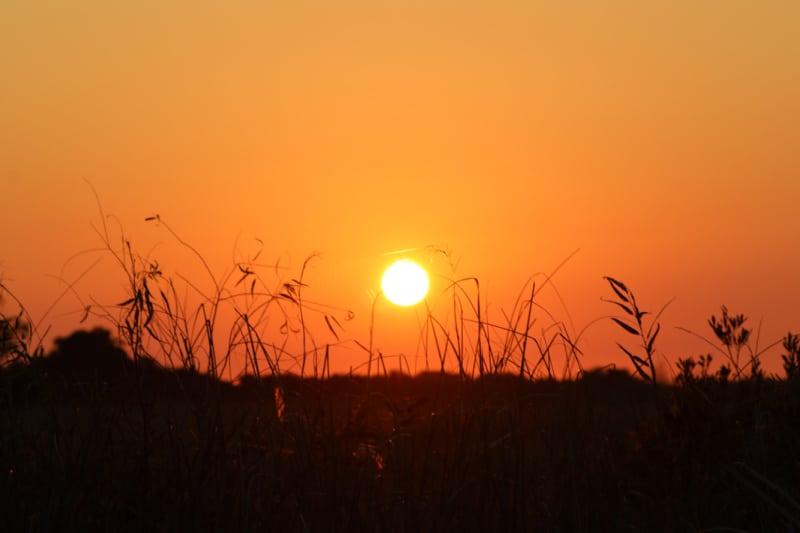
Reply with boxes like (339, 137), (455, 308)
(2, 0), (798, 377)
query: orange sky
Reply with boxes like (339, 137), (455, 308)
(2, 1), (799, 378)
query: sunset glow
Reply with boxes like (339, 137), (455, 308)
(0, 0), (798, 377)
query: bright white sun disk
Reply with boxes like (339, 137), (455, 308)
(381, 260), (429, 306)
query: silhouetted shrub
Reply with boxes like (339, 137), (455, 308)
(46, 327), (132, 379)
(783, 332), (800, 382)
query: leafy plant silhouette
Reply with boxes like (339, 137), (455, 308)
(603, 277), (670, 389)
(782, 332), (800, 381)
(676, 306), (782, 382)
(0, 283), (39, 365)
(675, 352), (730, 385)
(708, 305), (759, 379)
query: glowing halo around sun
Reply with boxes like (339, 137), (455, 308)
(381, 259), (430, 306)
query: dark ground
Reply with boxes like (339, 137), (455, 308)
(1, 343), (799, 532)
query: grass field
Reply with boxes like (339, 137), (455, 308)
(1, 212), (799, 531)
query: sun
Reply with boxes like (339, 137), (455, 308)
(381, 259), (430, 306)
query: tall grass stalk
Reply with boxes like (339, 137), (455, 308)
(81, 184), (350, 383)
(603, 276), (671, 392)
(415, 249), (586, 380)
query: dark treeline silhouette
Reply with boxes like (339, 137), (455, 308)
(46, 327), (131, 378)
(0, 327), (233, 401)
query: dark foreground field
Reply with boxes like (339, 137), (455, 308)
(2, 355), (799, 533)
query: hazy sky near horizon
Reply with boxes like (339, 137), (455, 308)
(2, 0), (798, 376)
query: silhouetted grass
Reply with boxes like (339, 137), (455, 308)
(1, 196), (799, 531)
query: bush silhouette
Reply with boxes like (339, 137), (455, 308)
(46, 327), (132, 379)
